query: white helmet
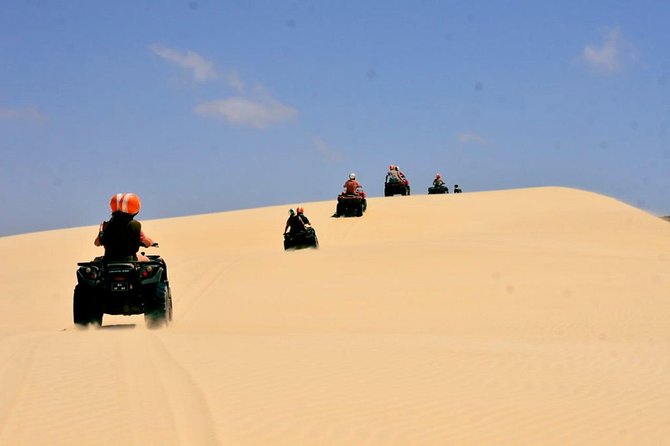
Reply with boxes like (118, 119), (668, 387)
(349, 172), (356, 180)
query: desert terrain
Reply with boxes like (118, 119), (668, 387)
(0, 186), (669, 445)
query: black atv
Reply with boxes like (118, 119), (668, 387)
(336, 193), (367, 217)
(73, 245), (173, 328)
(284, 227), (319, 250)
(384, 179), (410, 196)
(428, 184), (449, 194)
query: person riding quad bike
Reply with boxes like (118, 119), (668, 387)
(428, 173), (449, 194)
(337, 173), (367, 217)
(385, 164), (403, 184)
(283, 207), (318, 249)
(343, 172), (362, 195)
(94, 193), (155, 261)
(384, 165), (410, 196)
(284, 207), (311, 236)
(396, 165), (409, 186)
(74, 192), (173, 328)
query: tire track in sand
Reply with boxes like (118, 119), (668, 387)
(0, 335), (46, 442)
(171, 259), (240, 322)
(119, 331), (221, 445)
(0, 330), (219, 446)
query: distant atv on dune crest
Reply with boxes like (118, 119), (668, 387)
(336, 193), (367, 217)
(428, 184), (449, 194)
(384, 165), (410, 196)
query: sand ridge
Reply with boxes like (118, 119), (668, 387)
(0, 186), (669, 445)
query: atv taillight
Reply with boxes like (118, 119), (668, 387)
(140, 265), (155, 278)
(80, 266), (98, 280)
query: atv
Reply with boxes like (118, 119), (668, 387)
(336, 193), (367, 217)
(284, 227), (319, 250)
(384, 178), (410, 196)
(73, 245), (173, 329)
(428, 184), (449, 194)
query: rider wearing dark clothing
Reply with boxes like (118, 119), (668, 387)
(296, 207), (310, 225)
(95, 193), (154, 261)
(97, 213), (144, 261)
(284, 209), (310, 236)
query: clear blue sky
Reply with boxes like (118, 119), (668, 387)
(2, 0), (669, 236)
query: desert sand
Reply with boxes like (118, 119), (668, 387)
(0, 186), (669, 445)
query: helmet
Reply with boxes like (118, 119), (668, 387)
(395, 165), (400, 171)
(436, 173), (441, 178)
(289, 208), (295, 216)
(296, 206), (304, 214)
(389, 164), (394, 170)
(349, 173), (356, 180)
(110, 193), (141, 214)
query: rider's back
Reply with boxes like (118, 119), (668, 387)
(344, 179), (360, 194)
(386, 170), (401, 183)
(100, 213), (142, 261)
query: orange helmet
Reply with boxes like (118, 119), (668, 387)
(296, 206), (304, 214)
(110, 193), (141, 214)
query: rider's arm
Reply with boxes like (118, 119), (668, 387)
(139, 231), (154, 247)
(94, 222), (104, 246)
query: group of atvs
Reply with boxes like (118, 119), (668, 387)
(73, 169), (460, 329)
(283, 169), (461, 252)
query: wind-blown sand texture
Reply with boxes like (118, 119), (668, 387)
(0, 187), (669, 445)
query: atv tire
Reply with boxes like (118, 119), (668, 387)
(145, 282), (173, 329)
(73, 285), (103, 327)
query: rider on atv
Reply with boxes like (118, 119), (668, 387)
(284, 207), (312, 236)
(433, 173), (446, 187)
(396, 165), (409, 186)
(386, 165), (403, 184)
(94, 193), (154, 262)
(343, 172), (363, 196)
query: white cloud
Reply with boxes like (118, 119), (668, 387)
(194, 96), (298, 128)
(313, 137), (343, 163)
(150, 44), (218, 82)
(224, 70), (246, 93)
(578, 27), (636, 74)
(458, 131), (486, 144)
(0, 107), (46, 121)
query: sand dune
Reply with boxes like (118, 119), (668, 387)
(1, 187), (669, 445)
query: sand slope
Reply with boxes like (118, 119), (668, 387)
(0, 187), (669, 445)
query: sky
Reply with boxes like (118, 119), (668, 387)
(1, 0), (669, 236)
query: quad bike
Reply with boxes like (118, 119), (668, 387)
(284, 227), (319, 250)
(336, 193), (367, 217)
(428, 184), (449, 194)
(384, 178), (410, 196)
(73, 244), (173, 328)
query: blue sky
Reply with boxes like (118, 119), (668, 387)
(1, 0), (669, 236)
